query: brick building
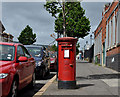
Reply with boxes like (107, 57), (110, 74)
(0, 21), (14, 42)
(0, 21), (5, 41)
(94, 0), (120, 71)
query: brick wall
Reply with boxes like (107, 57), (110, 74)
(106, 52), (120, 71)
(107, 46), (120, 56)
(94, 1), (120, 71)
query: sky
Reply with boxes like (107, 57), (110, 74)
(1, 0), (113, 49)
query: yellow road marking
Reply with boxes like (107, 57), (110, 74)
(33, 75), (56, 97)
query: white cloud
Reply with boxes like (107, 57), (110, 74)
(2, 1), (111, 47)
(2, 0), (46, 2)
(2, 2), (55, 45)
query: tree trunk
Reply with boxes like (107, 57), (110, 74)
(62, 1), (66, 37)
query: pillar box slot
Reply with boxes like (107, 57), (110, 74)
(62, 45), (72, 50)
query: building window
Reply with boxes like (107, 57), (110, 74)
(108, 22), (109, 48)
(112, 13), (115, 46)
(115, 15), (117, 44)
(109, 19), (111, 48)
(111, 19), (113, 47)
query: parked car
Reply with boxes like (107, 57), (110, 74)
(50, 52), (57, 71)
(0, 42), (35, 97)
(25, 45), (50, 78)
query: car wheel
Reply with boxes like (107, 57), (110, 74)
(42, 68), (46, 78)
(30, 72), (35, 88)
(46, 69), (50, 75)
(9, 79), (18, 97)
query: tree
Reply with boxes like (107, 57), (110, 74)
(44, 1), (91, 38)
(50, 44), (57, 51)
(18, 25), (36, 45)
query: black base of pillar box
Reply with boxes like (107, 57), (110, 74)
(58, 80), (76, 89)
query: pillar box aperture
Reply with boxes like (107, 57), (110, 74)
(56, 37), (77, 89)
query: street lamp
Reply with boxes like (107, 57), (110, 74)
(90, 33), (94, 47)
(83, 41), (87, 60)
(90, 34), (92, 47)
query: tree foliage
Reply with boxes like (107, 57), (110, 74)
(18, 25), (36, 45)
(44, 1), (91, 38)
(50, 44), (57, 51)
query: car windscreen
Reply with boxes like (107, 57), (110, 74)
(0, 44), (15, 61)
(26, 47), (42, 57)
(50, 53), (56, 58)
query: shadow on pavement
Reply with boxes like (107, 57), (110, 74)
(76, 83), (94, 89)
(18, 83), (45, 97)
(76, 61), (89, 63)
(36, 73), (56, 80)
(50, 69), (57, 72)
(43, 73), (56, 80)
(77, 73), (120, 80)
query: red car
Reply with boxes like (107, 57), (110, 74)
(0, 42), (35, 97)
(50, 53), (57, 71)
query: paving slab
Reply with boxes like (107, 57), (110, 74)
(39, 61), (120, 97)
(101, 79), (119, 87)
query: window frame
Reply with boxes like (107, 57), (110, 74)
(17, 45), (31, 59)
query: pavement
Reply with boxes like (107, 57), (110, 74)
(34, 60), (120, 97)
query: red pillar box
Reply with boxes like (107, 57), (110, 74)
(56, 37), (77, 89)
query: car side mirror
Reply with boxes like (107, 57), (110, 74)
(18, 56), (28, 62)
(46, 55), (49, 57)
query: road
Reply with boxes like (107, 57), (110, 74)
(17, 72), (56, 97)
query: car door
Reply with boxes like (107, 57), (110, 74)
(44, 50), (50, 72)
(21, 46), (35, 84)
(17, 45), (28, 88)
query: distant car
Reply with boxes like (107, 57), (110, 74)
(50, 52), (57, 71)
(0, 42), (35, 97)
(25, 45), (50, 78)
